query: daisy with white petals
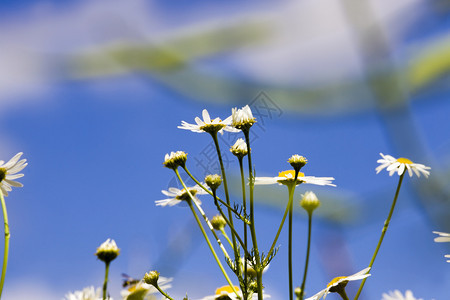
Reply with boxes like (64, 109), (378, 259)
(178, 109), (239, 135)
(231, 105), (256, 130)
(156, 185), (208, 207)
(381, 290), (422, 300)
(376, 153), (430, 178)
(254, 170), (335, 187)
(0, 152), (27, 197)
(306, 267), (370, 300)
(433, 231), (450, 262)
(201, 285), (269, 300)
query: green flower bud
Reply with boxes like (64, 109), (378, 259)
(205, 174), (222, 191)
(143, 270), (160, 287)
(300, 191), (320, 214)
(163, 151), (187, 170)
(211, 215), (227, 231)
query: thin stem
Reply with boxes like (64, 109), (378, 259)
(174, 169), (239, 297)
(155, 284), (175, 300)
(210, 133), (240, 267)
(182, 167), (246, 222)
(265, 184), (295, 265)
(102, 261), (110, 300)
(338, 289), (350, 300)
(354, 173), (405, 300)
(220, 228), (234, 249)
(288, 188), (294, 300)
(0, 190), (10, 298)
(243, 129), (263, 300)
(299, 212), (313, 300)
(239, 157), (248, 299)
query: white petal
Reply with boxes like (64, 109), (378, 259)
(202, 109), (211, 123)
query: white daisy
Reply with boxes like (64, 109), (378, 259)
(163, 151), (187, 169)
(95, 238), (120, 263)
(305, 267), (370, 300)
(64, 286), (103, 300)
(178, 109), (239, 135)
(121, 277), (173, 300)
(155, 185), (208, 207)
(230, 138), (248, 157)
(254, 170), (335, 187)
(231, 105), (256, 129)
(201, 285), (269, 300)
(0, 152), (27, 196)
(433, 231), (450, 262)
(381, 290), (422, 300)
(375, 153), (430, 178)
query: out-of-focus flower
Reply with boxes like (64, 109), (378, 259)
(201, 285), (269, 300)
(64, 286), (103, 300)
(156, 185), (207, 207)
(381, 290), (422, 300)
(0, 152), (27, 197)
(95, 239), (119, 263)
(305, 267), (370, 300)
(300, 191), (320, 214)
(375, 153), (430, 178)
(178, 109), (239, 135)
(254, 170), (335, 187)
(433, 231), (450, 263)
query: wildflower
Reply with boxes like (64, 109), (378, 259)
(121, 277), (172, 300)
(300, 191), (320, 214)
(201, 285), (269, 300)
(231, 105), (256, 130)
(143, 270), (160, 287)
(163, 151), (187, 170)
(0, 152), (27, 197)
(433, 231), (450, 262)
(205, 174), (222, 191)
(305, 267), (370, 300)
(254, 170), (335, 187)
(178, 109), (239, 135)
(230, 138), (248, 158)
(156, 185), (207, 207)
(211, 215), (227, 231)
(381, 290), (422, 300)
(64, 286), (102, 300)
(375, 153), (430, 178)
(95, 239), (119, 263)
(288, 154), (308, 172)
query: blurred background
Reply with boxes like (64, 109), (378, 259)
(0, 0), (449, 299)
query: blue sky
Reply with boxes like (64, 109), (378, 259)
(0, 0), (449, 299)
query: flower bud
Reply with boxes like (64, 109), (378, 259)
(230, 138), (248, 158)
(95, 239), (119, 263)
(211, 215), (227, 231)
(205, 174), (222, 191)
(143, 270), (160, 287)
(300, 191), (320, 214)
(288, 154), (308, 172)
(163, 151), (187, 170)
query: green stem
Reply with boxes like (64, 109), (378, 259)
(299, 212), (312, 300)
(174, 169), (239, 298)
(102, 261), (110, 300)
(288, 190), (294, 300)
(220, 228), (234, 249)
(155, 284), (175, 300)
(239, 157), (248, 299)
(243, 129), (262, 300)
(210, 133), (240, 269)
(0, 190), (10, 299)
(338, 289), (350, 300)
(354, 173), (405, 300)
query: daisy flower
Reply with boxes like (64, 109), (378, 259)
(121, 277), (173, 300)
(254, 170), (335, 187)
(231, 105), (256, 130)
(305, 267), (370, 300)
(0, 152), (27, 197)
(433, 231), (450, 262)
(230, 138), (248, 158)
(381, 290), (422, 300)
(95, 238), (120, 263)
(375, 153), (430, 178)
(155, 185), (208, 207)
(201, 285), (269, 300)
(178, 109), (239, 135)
(64, 286), (103, 300)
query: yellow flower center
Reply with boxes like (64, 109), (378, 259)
(0, 168), (6, 183)
(278, 170), (305, 178)
(176, 188), (197, 201)
(397, 157), (413, 164)
(215, 285), (240, 295)
(327, 276), (346, 288)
